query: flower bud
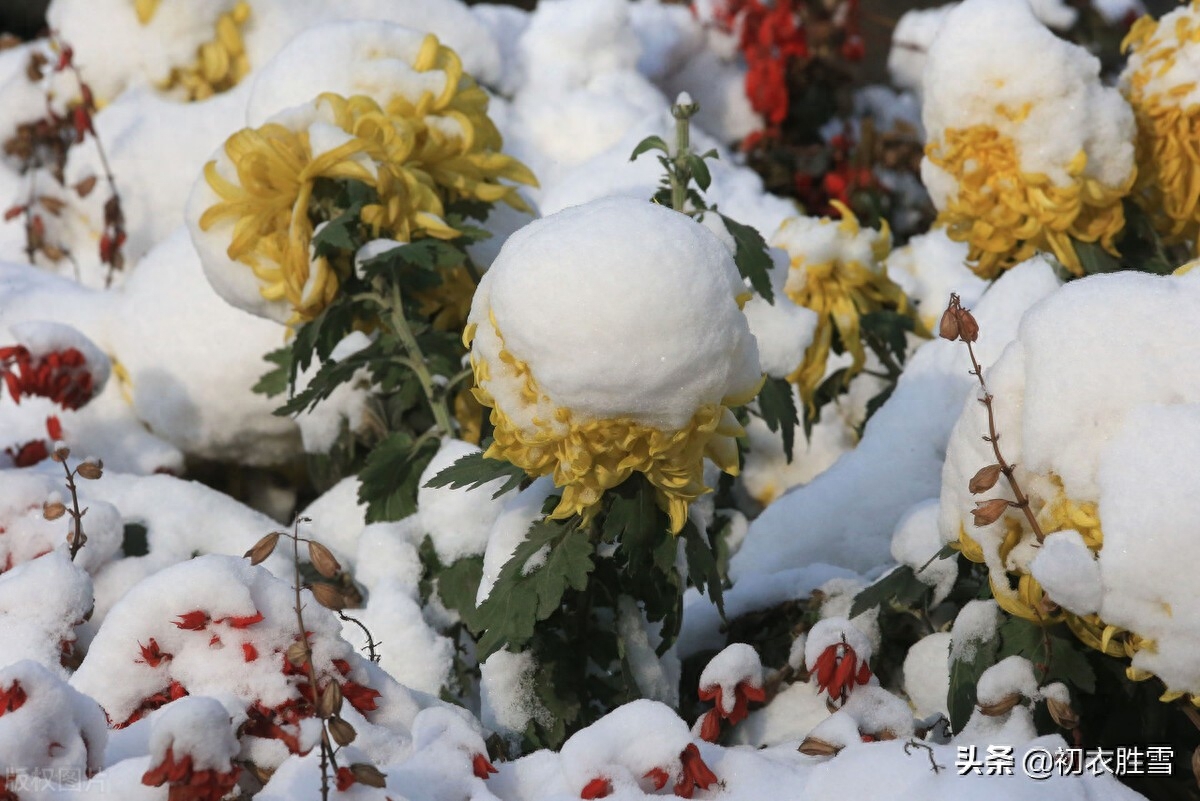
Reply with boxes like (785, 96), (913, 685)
(968, 464), (1003, 494)
(310, 582), (346, 610)
(1045, 696), (1079, 730)
(972, 498), (1011, 527)
(957, 309), (980, 343)
(938, 308), (961, 341)
(285, 640), (309, 667)
(43, 500), (66, 520)
(350, 763), (387, 788)
(978, 693), (1021, 717)
(244, 532), (281, 566)
(307, 540), (341, 578)
(798, 736), (842, 757)
(328, 716), (357, 747)
(76, 459), (103, 479)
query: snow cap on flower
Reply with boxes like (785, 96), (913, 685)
(142, 696), (242, 800)
(1, 321), (111, 411)
(920, 0), (1136, 278)
(466, 197), (763, 532)
(1120, 1), (1200, 245)
(186, 24), (536, 326)
(0, 660), (108, 781)
(771, 203), (917, 410)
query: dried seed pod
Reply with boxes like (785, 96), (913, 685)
(244, 532), (281, 565)
(74, 175), (98, 197)
(798, 736), (842, 757)
(285, 640), (309, 667)
(51, 443), (70, 462)
(977, 693), (1021, 717)
(310, 582), (346, 610)
(317, 681), (343, 718)
(350, 763), (387, 788)
(938, 308), (961, 341)
(957, 309), (980, 343)
(75, 459), (103, 479)
(969, 464), (1003, 494)
(43, 500), (66, 520)
(308, 540), (341, 578)
(971, 498), (1011, 527)
(328, 716), (357, 747)
(1045, 696), (1079, 730)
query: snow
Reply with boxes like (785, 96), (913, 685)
(950, 600), (1001, 663)
(0, 551), (94, 675)
(921, 0), (1135, 196)
(699, 643), (763, 714)
(0, 659), (108, 780)
(147, 695), (239, 772)
(885, 230), (986, 332)
(558, 700), (692, 795)
(344, 578), (454, 696)
(1029, 529), (1102, 615)
(480, 648), (551, 739)
(975, 655), (1039, 705)
(477, 476), (556, 605)
(890, 499), (957, 606)
(471, 196), (761, 432)
(903, 632), (951, 719)
(418, 438), (512, 564)
(804, 617), (874, 672)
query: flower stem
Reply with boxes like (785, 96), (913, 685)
(386, 285), (455, 438)
(670, 98), (698, 213)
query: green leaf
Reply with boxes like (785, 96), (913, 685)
(604, 477), (681, 645)
(358, 239), (464, 279)
(805, 366), (849, 438)
(687, 154), (712, 192)
(860, 310), (914, 365)
(629, 135), (669, 161)
(253, 347), (292, 398)
(719, 214), (774, 303)
(756, 376), (798, 462)
(357, 432), (438, 522)
(436, 554), (484, 626)
(849, 565), (931, 618)
(474, 519), (595, 659)
(997, 617), (1095, 694)
(682, 520), (724, 617)
(311, 202), (364, 256)
(948, 619), (1000, 732)
(274, 340), (382, 417)
(424, 451), (526, 499)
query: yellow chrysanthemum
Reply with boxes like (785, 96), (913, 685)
(136, 0), (253, 100)
(466, 315), (754, 533)
(1121, 3), (1200, 247)
(772, 203), (923, 411)
(926, 129), (1133, 279)
(464, 198), (764, 534)
(194, 34), (536, 326)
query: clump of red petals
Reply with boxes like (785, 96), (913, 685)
(141, 746), (241, 801)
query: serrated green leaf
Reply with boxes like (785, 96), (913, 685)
(424, 451), (526, 499)
(357, 432), (437, 522)
(474, 519), (595, 659)
(860, 310), (914, 364)
(311, 202), (363, 256)
(719, 213), (774, 303)
(948, 619), (1000, 732)
(998, 617), (1095, 694)
(274, 340), (381, 417)
(253, 347), (292, 398)
(805, 367), (850, 438)
(630, 135), (669, 161)
(849, 565), (931, 618)
(683, 520), (724, 617)
(756, 376), (798, 462)
(604, 477), (681, 637)
(436, 554), (484, 626)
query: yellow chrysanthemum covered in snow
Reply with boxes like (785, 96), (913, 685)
(1121, 2), (1200, 247)
(139, 0), (252, 100)
(771, 202), (921, 411)
(940, 269), (1200, 704)
(186, 31), (536, 326)
(465, 198), (763, 533)
(920, 0), (1136, 279)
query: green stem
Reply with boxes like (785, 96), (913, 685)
(671, 112), (691, 213)
(387, 285), (455, 438)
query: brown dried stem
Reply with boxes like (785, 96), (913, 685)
(61, 457), (87, 561)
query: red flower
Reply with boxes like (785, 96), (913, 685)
(696, 679), (766, 741)
(644, 767), (670, 790)
(216, 611), (264, 628)
(242, 642), (258, 663)
(137, 638), (172, 668)
(6, 439), (48, 468)
(174, 611), (210, 631)
(342, 680), (381, 713)
(472, 753), (498, 780)
(142, 746), (241, 801)
(674, 744), (718, 798)
(580, 776), (611, 799)
(811, 639), (872, 703)
(0, 345), (96, 410)
(336, 766), (356, 791)
(0, 680), (27, 715)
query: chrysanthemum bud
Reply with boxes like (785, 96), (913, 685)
(307, 540), (341, 578)
(350, 763), (387, 788)
(798, 736), (842, 757)
(972, 498), (1011, 527)
(310, 582), (346, 610)
(1045, 696), (1079, 730)
(42, 500), (66, 520)
(75, 459), (103, 479)
(978, 693), (1022, 716)
(328, 716), (357, 747)
(244, 532), (281, 565)
(938, 307), (961, 341)
(957, 309), (980, 343)
(969, 464), (1003, 494)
